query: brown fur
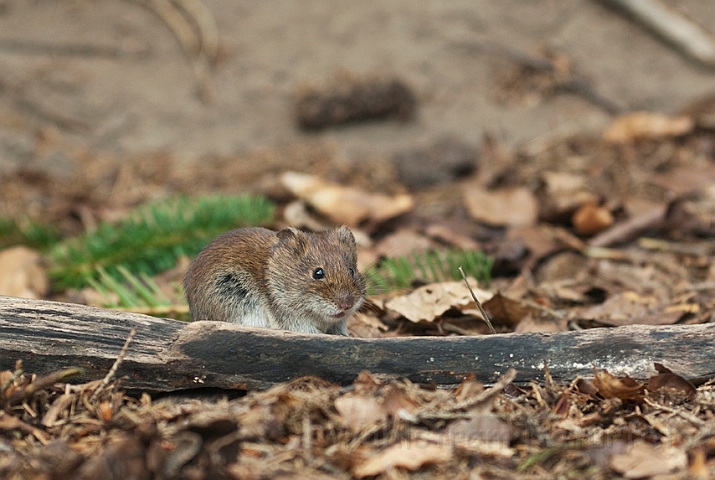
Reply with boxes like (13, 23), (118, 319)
(183, 226), (366, 335)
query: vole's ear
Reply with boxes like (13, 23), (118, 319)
(336, 225), (356, 246)
(276, 227), (306, 255)
(276, 227), (300, 241)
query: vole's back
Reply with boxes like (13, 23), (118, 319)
(183, 227), (277, 327)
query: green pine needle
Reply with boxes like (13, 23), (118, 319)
(49, 194), (274, 289)
(87, 266), (188, 319)
(0, 217), (61, 250)
(365, 249), (493, 294)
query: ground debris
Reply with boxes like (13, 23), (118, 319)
(1, 362), (714, 479)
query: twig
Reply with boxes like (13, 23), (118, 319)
(173, 0), (220, 63)
(458, 266), (496, 334)
(128, 0), (218, 103)
(144, 0), (200, 55)
(302, 413), (312, 461)
(643, 397), (705, 427)
(450, 38), (626, 114)
(597, 0), (715, 69)
(90, 327), (137, 402)
(4, 368), (83, 406)
(588, 206), (666, 247)
(416, 369), (517, 420)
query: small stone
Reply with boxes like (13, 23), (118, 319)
(394, 137), (478, 190)
(572, 203), (613, 236)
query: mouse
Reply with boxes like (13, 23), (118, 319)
(183, 226), (366, 335)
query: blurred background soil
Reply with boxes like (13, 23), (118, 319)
(2, 0), (715, 204)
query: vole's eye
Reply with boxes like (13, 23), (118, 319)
(312, 268), (325, 280)
(348, 268), (355, 277)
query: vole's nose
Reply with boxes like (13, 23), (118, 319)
(337, 296), (355, 312)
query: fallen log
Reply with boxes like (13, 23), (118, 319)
(1, 295), (713, 392)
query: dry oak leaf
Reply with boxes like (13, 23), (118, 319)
(592, 369), (645, 401)
(353, 441), (452, 478)
(482, 292), (543, 327)
(603, 111), (694, 143)
(464, 185), (538, 228)
(647, 363), (697, 401)
(280, 171), (414, 226)
(384, 280), (493, 323)
(609, 441), (687, 478)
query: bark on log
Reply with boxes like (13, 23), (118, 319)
(1, 296), (713, 392)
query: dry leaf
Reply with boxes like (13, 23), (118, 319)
(534, 250), (589, 284)
(373, 229), (435, 258)
(347, 312), (389, 338)
(0, 372), (14, 401)
(412, 429), (515, 458)
(541, 171), (588, 195)
(539, 171), (599, 222)
(384, 281), (493, 323)
(514, 315), (561, 333)
(586, 441), (629, 468)
(603, 111), (694, 143)
(609, 441), (687, 478)
(572, 203), (614, 236)
(383, 388), (419, 418)
(280, 171), (413, 226)
(647, 365), (697, 401)
(483, 292), (542, 327)
(454, 377), (485, 403)
(592, 369), (644, 401)
(282, 200), (331, 231)
(353, 370), (383, 393)
(650, 163), (715, 196)
(0, 246), (49, 299)
(551, 285), (589, 303)
(424, 223), (480, 250)
(353, 441), (452, 478)
(578, 291), (682, 327)
(446, 414), (516, 445)
(507, 225), (578, 266)
(334, 395), (388, 432)
(463, 185), (538, 228)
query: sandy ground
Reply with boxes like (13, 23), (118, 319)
(1, 0), (715, 173)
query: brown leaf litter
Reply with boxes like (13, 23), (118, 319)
(1, 362), (714, 479)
